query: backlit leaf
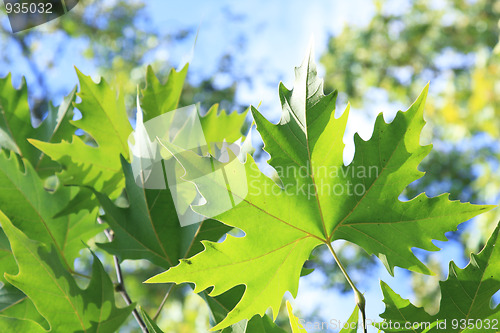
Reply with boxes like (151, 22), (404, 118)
(146, 46), (492, 330)
(0, 211), (133, 332)
(379, 222), (500, 332)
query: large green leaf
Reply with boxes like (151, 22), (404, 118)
(95, 156), (232, 269)
(146, 47), (492, 330)
(0, 211), (134, 332)
(379, 222), (500, 332)
(0, 74), (77, 177)
(99, 159), (278, 332)
(0, 151), (103, 330)
(0, 150), (101, 270)
(29, 69), (133, 212)
(95, 63), (248, 268)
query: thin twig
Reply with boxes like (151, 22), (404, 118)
(98, 217), (149, 333)
(326, 242), (367, 333)
(153, 284), (175, 321)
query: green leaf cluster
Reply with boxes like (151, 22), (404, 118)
(0, 45), (497, 333)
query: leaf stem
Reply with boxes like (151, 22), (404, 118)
(98, 217), (149, 333)
(153, 283), (175, 321)
(326, 242), (367, 333)
(70, 270), (91, 279)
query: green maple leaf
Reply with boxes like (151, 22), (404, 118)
(98, 103), (261, 331)
(29, 66), (187, 216)
(200, 104), (249, 144)
(0, 74), (77, 177)
(95, 67), (248, 268)
(141, 65), (188, 122)
(379, 222), (500, 333)
(0, 151), (103, 327)
(0, 150), (101, 270)
(0, 211), (134, 332)
(29, 69), (133, 208)
(146, 47), (493, 330)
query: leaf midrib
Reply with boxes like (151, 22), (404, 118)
(302, 52), (330, 242)
(328, 116), (408, 240)
(463, 246), (495, 323)
(142, 188), (173, 265)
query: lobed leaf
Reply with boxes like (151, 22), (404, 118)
(201, 286), (286, 332)
(29, 69), (132, 214)
(0, 74), (77, 177)
(141, 65), (188, 122)
(0, 211), (134, 332)
(0, 150), (101, 269)
(379, 222), (500, 332)
(146, 46), (493, 330)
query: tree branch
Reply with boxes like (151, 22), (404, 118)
(98, 217), (149, 333)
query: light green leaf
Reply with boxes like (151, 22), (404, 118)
(286, 301), (307, 332)
(146, 46), (492, 330)
(0, 74), (77, 177)
(200, 104), (248, 144)
(379, 222), (500, 332)
(0, 150), (101, 269)
(0, 226), (46, 328)
(200, 286), (285, 332)
(141, 65), (188, 122)
(339, 305), (359, 333)
(29, 68), (133, 211)
(0, 211), (134, 332)
(0, 315), (46, 333)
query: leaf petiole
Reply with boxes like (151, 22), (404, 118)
(326, 242), (367, 333)
(153, 283), (175, 321)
